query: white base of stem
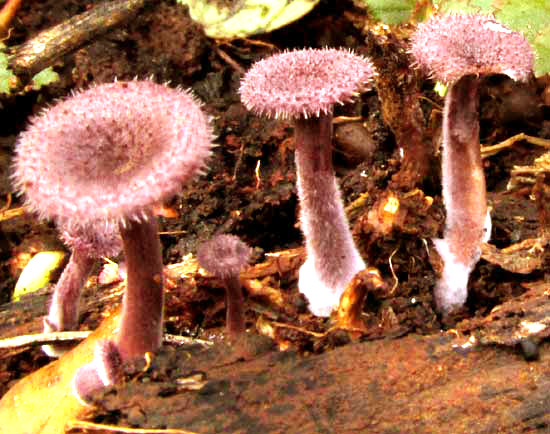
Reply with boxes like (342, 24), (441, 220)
(298, 255), (365, 317)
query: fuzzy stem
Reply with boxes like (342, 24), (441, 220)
(434, 75), (488, 313)
(294, 114), (366, 317)
(72, 340), (122, 405)
(117, 213), (164, 360)
(45, 251), (95, 332)
(42, 250), (95, 357)
(224, 274), (246, 339)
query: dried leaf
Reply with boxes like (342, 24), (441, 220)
(481, 240), (545, 275)
(0, 310), (120, 433)
(177, 0), (320, 39)
(13, 251), (66, 301)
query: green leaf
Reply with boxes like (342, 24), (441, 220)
(534, 26), (550, 78)
(434, 0), (493, 14)
(435, 0), (550, 76)
(31, 67), (60, 90)
(494, 0), (550, 76)
(178, 0), (320, 39)
(0, 44), (59, 94)
(360, 0), (417, 25)
(0, 46), (16, 94)
(494, 0), (550, 39)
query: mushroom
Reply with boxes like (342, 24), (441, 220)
(42, 222), (122, 357)
(410, 14), (534, 313)
(197, 234), (252, 339)
(239, 48), (376, 317)
(13, 80), (213, 398)
(71, 340), (122, 405)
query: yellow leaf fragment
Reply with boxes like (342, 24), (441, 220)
(0, 310), (120, 434)
(179, 0), (320, 39)
(13, 251), (66, 301)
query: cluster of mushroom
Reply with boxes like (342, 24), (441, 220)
(11, 12), (534, 401)
(239, 13), (534, 316)
(13, 80), (214, 401)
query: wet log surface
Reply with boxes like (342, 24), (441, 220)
(1, 263), (550, 433)
(84, 330), (550, 433)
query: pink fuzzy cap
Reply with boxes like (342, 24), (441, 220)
(410, 14), (534, 84)
(13, 80), (214, 228)
(197, 234), (252, 279)
(239, 48), (376, 120)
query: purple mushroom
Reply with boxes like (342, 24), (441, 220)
(13, 80), (213, 399)
(71, 340), (122, 405)
(197, 234), (252, 340)
(42, 222), (122, 357)
(239, 48), (376, 317)
(410, 14), (534, 313)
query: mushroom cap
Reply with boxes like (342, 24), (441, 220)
(13, 80), (213, 228)
(239, 48), (376, 120)
(59, 222), (122, 258)
(410, 14), (534, 84)
(197, 234), (252, 279)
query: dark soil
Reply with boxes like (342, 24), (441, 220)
(1, 0), (549, 432)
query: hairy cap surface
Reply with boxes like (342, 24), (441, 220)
(410, 14), (534, 84)
(13, 80), (213, 227)
(239, 48), (376, 120)
(197, 234), (252, 279)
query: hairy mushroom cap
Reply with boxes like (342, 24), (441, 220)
(410, 14), (534, 84)
(13, 80), (213, 228)
(59, 222), (122, 258)
(239, 48), (376, 120)
(197, 234), (252, 279)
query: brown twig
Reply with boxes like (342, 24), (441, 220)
(269, 321), (327, 338)
(0, 331), (91, 350)
(481, 133), (550, 159)
(9, 0), (146, 77)
(0, 0), (23, 38)
(0, 205), (25, 221)
(213, 44), (245, 74)
(0, 192), (12, 212)
(65, 420), (197, 434)
(0, 331), (212, 350)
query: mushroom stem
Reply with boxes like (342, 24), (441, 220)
(433, 75), (489, 313)
(224, 274), (246, 338)
(42, 250), (96, 357)
(45, 250), (95, 333)
(294, 114), (366, 317)
(196, 234), (251, 339)
(117, 212), (164, 360)
(72, 340), (122, 405)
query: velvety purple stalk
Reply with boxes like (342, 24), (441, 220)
(433, 76), (489, 313)
(45, 251), (95, 332)
(42, 251), (95, 357)
(294, 114), (366, 317)
(117, 212), (164, 360)
(73, 213), (163, 402)
(197, 234), (251, 339)
(73, 340), (122, 405)
(223, 273), (245, 338)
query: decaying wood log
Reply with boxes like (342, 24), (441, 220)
(82, 330), (550, 433)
